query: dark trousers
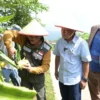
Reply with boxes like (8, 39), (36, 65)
(59, 81), (81, 100)
(21, 81), (46, 100)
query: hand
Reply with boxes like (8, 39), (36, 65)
(55, 71), (59, 80)
(7, 47), (16, 58)
(21, 61), (32, 73)
(80, 80), (87, 89)
(23, 66), (33, 73)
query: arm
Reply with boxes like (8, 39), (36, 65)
(3, 30), (26, 57)
(80, 62), (89, 89)
(55, 56), (60, 80)
(80, 40), (91, 89)
(23, 50), (51, 74)
(3, 30), (26, 48)
(82, 62), (89, 79)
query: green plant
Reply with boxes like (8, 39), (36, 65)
(45, 70), (55, 100)
(0, 0), (49, 27)
(0, 82), (37, 100)
(77, 33), (89, 41)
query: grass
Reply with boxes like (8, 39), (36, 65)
(45, 70), (55, 100)
(33, 70), (55, 100)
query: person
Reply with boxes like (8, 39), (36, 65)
(3, 20), (51, 100)
(53, 21), (91, 100)
(0, 32), (21, 86)
(88, 25), (100, 100)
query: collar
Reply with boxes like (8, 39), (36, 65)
(72, 35), (79, 43)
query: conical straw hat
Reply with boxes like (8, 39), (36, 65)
(55, 16), (84, 33)
(19, 20), (48, 36)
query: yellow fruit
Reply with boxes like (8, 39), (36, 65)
(0, 61), (7, 68)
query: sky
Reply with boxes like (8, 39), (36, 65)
(38, 0), (100, 33)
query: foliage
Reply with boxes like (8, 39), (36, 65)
(0, 82), (36, 100)
(15, 43), (21, 61)
(0, 14), (14, 23)
(0, 0), (49, 27)
(45, 71), (55, 100)
(0, 15), (15, 32)
(77, 33), (89, 41)
(51, 44), (55, 51)
(0, 70), (4, 82)
(0, 28), (4, 33)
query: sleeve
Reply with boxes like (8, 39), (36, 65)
(3, 30), (14, 48)
(31, 50), (51, 74)
(3, 30), (26, 48)
(80, 40), (92, 62)
(53, 40), (60, 56)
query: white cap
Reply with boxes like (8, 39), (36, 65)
(7, 24), (21, 31)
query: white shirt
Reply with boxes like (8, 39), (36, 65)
(53, 35), (91, 85)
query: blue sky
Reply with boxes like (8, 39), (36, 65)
(39, 0), (100, 33)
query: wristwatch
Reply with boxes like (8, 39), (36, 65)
(82, 77), (88, 82)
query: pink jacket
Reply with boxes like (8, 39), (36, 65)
(88, 25), (100, 47)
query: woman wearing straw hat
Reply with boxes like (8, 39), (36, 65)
(3, 20), (51, 100)
(53, 20), (91, 100)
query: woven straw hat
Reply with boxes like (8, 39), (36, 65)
(55, 16), (84, 33)
(19, 20), (48, 36)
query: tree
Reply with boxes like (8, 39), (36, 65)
(0, 0), (48, 27)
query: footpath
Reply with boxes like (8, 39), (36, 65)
(50, 52), (91, 100)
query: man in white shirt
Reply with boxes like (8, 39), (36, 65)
(53, 23), (91, 100)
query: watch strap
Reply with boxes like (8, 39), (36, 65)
(82, 77), (88, 82)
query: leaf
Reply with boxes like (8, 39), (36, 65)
(0, 50), (17, 68)
(0, 14), (15, 23)
(0, 82), (37, 100)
